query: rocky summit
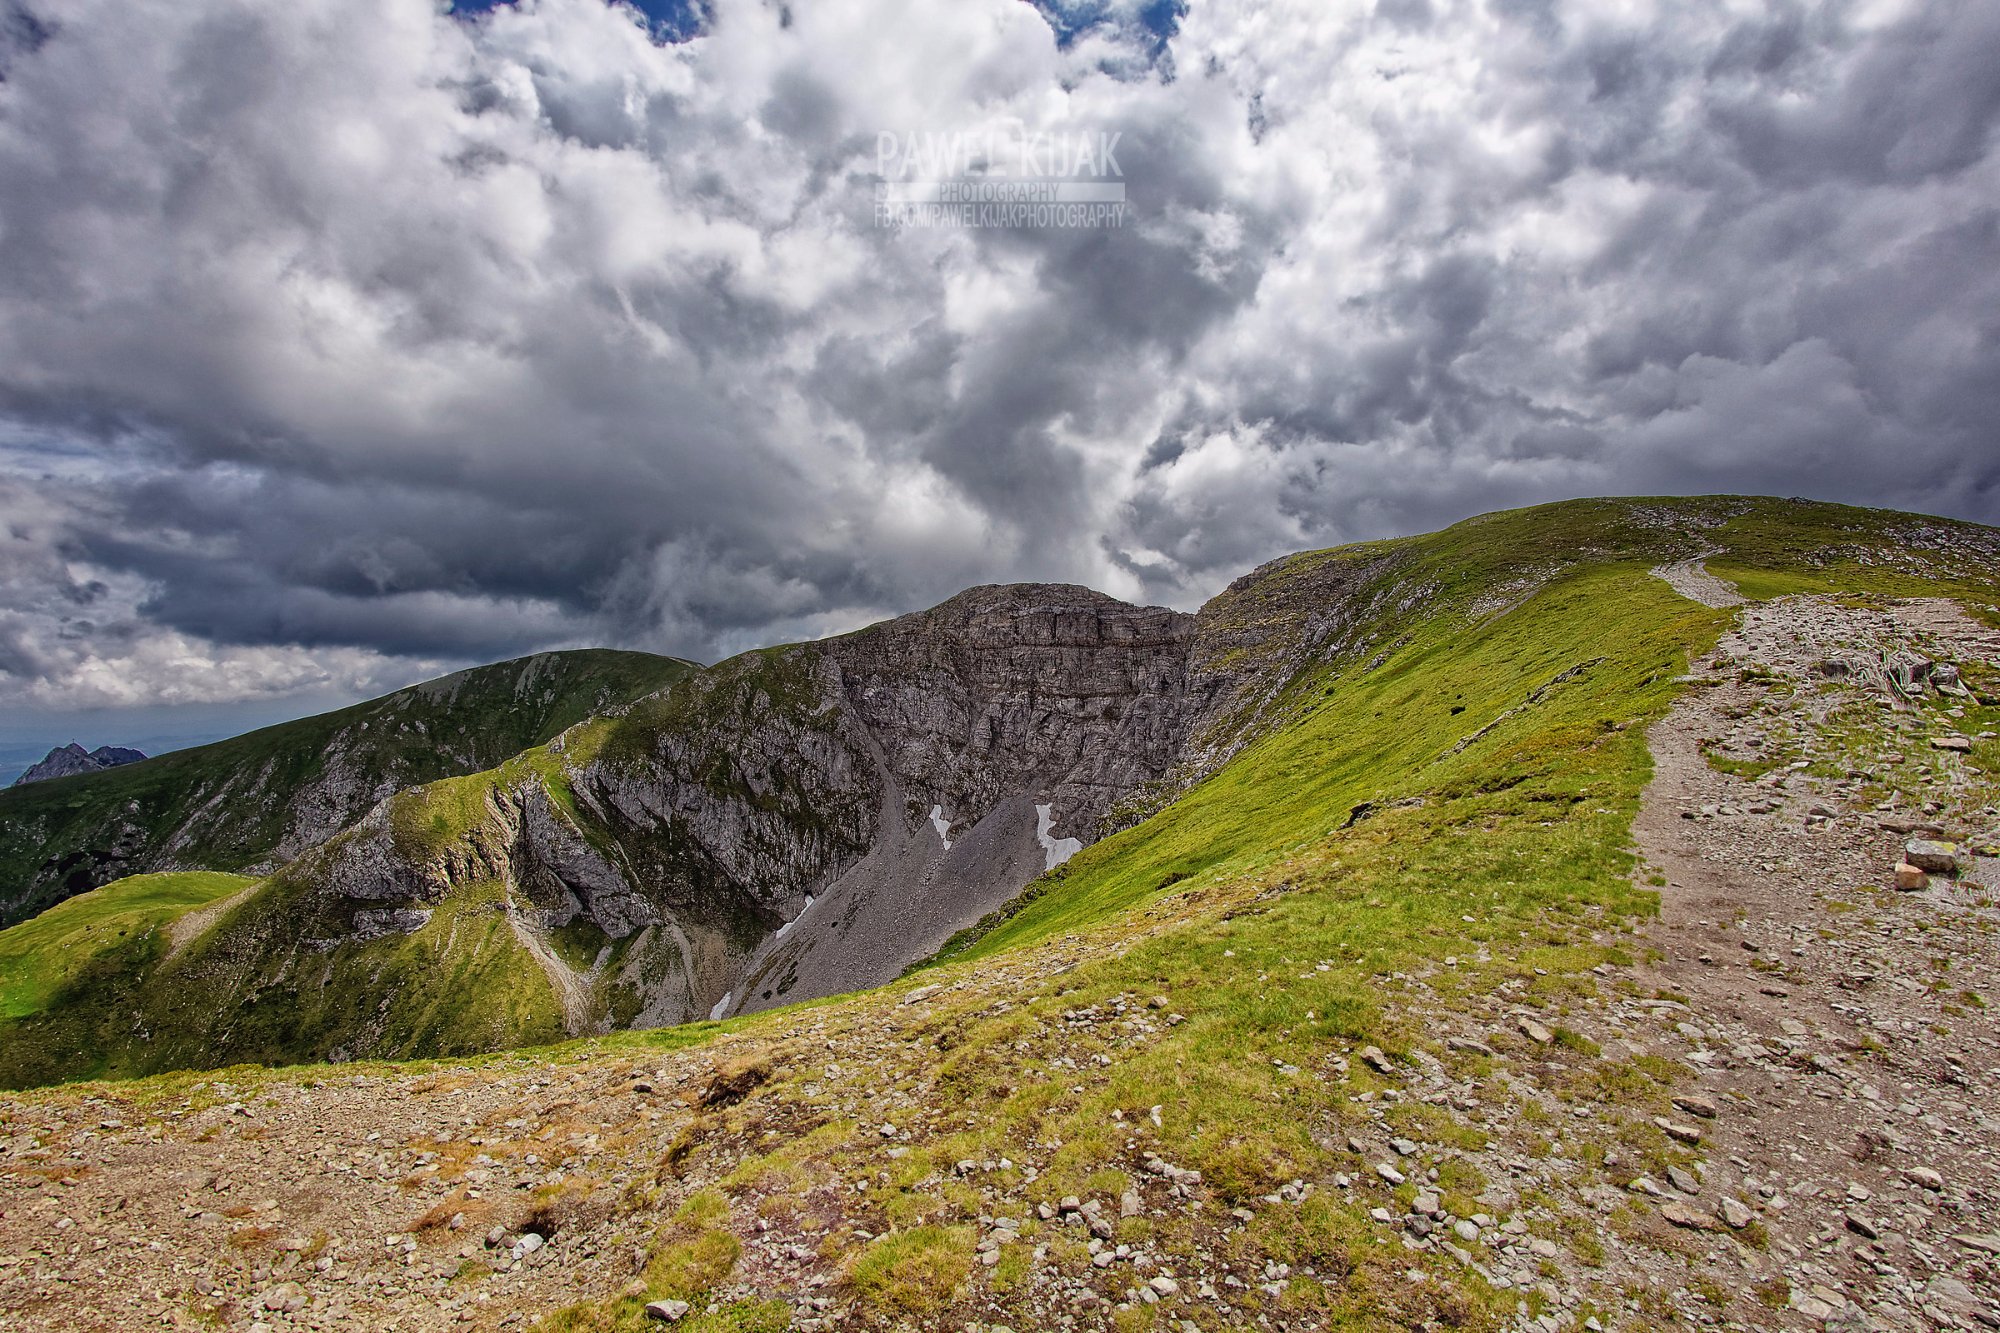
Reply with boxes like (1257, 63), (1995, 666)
(2, 495), (1999, 1333)
(9, 743), (145, 788)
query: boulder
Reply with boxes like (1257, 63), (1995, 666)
(1904, 840), (1959, 874)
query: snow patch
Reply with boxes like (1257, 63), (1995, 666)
(1035, 803), (1082, 871)
(773, 894), (814, 941)
(929, 804), (953, 849)
(709, 992), (733, 1021)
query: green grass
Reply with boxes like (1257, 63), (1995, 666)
(0, 871), (255, 1019)
(842, 1225), (975, 1319)
(0, 871), (568, 1088)
(959, 562), (1719, 962)
(874, 562), (1718, 1228)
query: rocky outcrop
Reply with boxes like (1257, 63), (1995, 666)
(825, 584), (1202, 842)
(11, 743), (145, 787)
(262, 579), (1355, 1036)
(287, 584), (1244, 1029)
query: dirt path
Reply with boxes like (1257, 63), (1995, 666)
(1623, 594), (2000, 1329)
(1651, 558), (1747, 610)
(0, 1056), (693, 1331)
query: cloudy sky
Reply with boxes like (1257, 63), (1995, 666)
(1, 0), (1997, 760)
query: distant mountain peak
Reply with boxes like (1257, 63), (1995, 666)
(11, 743), (147, 787)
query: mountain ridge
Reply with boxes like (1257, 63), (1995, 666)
(0, 648), (697, 927)
(0, 490), (1992, 1328)
(3, 495), (1996, 1332)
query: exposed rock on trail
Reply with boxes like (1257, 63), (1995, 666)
(1623, 592), (2000, 1328)
(1651, 557), (1747, 609)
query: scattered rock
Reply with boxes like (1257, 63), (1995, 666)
(1358, 1045), (1398, 1077)
(1518, 1019), (1553, 1045)
(1653, 1117), (1702, 1145)
(645, 1299), (691, 1322)
(1660, 1202), (1724, 1232)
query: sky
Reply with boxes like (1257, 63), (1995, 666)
(1, 0), (1998, 769)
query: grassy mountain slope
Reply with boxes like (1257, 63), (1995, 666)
(0, 649), (697, 927)
(5, 498), (1997, 1098)
(514, 497), (2000, 1332)
(0, 663), (839, 1087)
(2, 497), (1997, 1331)
(0, 871), (255, 1021)
(943, 495), (2000, 964)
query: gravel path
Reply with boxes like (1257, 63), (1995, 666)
(1623, 594), (2000, 1329)
(1652, 557), (1747, 609)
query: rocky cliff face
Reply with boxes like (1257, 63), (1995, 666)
(270, 585), (1240, 1038)
(171, 577), (1334, 1059)
(0, 547), (1499, 1077)
(825, 584), (1202, 841)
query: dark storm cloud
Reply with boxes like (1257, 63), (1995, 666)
(0, 0), (1996, 717)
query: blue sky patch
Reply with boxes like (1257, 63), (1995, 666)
(451, 0), (708, 44)
(449, 1), (1182, 57)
